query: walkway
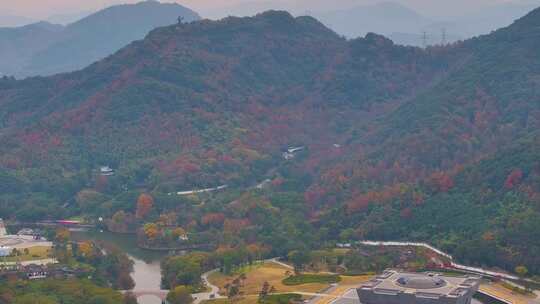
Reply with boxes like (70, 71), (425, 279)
(358, 241), (522, 281)
(193, 269), (226, 304)
(268, 257), (294, 270)
(169, 185), (228, 196)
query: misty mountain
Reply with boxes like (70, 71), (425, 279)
(448, 2), (539, 37)
(318, 2), (431, 39)
(46, 10), (94, 25)
(0, 0), (200, 78)
(0, 14), (35, 27)
(202, 0), (538, 47)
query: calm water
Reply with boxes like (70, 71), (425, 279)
(72, 231), (169, 304)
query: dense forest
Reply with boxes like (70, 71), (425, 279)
(1, 8), (540, 275)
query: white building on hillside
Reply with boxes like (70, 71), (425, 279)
(0, 218), (7, 236)
(100, 166), (115, 176)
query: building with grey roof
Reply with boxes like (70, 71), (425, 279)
(357, 270), (480, 304)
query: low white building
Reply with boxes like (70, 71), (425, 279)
(0, 218), (7, 236)
(0, 246), (12, 257)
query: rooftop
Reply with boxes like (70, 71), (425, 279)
(359, 270), (481, 298)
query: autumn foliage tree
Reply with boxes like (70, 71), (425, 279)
(505, 169), (523, 189)
(136, 193), (154, 219)
(428, 171), (454, 193)
(143, 223), (160, 241)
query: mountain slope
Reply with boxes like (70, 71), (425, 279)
(0, 0), (200, 78)
(2, 8), (540, 274)
(0, 10), (451, 198)
(308, 7), (540, 272)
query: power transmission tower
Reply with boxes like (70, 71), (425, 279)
(422, 31), (428, 48)
(441, 28), (447, 45)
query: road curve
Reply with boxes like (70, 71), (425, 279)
(193, 269), (226, 304)
(358, 241), (534, 284)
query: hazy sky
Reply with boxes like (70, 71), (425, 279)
(0, 0), (534, 19)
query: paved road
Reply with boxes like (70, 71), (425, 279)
(359, 241), (529, 282)
(169, 185), (228, 196)
(306, 285), (339, 304)
(193, 269), (226, 304)
(268, 257), (294, 270)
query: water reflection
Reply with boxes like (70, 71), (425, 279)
(137, 295), (163, 304)
(131, 257), (162, 291)
(72, 231), (169, 304)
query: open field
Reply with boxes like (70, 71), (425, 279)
(0, 246), (52, 262)
(479, 282), (536, 304)
(208, 262), (331, 296)
(207, 261), (374, 304)
(283, 274), (341, 285)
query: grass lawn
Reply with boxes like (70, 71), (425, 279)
(202, 294), (304, 304)
(1, 246), (52, 262)
(208, 262), (331, 296)
(282, 274), (341, 286)
(260, 293), (302, 304)
(339, 275), (372, 285)
(479, 282), (535, 304)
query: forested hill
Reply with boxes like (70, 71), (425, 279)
(1, 8), (540, 274)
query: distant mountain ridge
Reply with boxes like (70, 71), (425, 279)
(202, 0), (539, 47)
(319, 2), (432, 39)
(0, 14), (35, 27)
(0, 0), (200, 78)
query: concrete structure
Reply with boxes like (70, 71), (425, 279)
(0, 219), (7, 236)
(357, 270), (480, 304)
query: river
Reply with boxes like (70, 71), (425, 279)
(73, 231), (169, 304)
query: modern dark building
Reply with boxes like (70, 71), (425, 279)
(357, 270), (480, 304)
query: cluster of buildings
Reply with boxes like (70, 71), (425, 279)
(0, 263), (80, 281)
(0, 219), (50, 258)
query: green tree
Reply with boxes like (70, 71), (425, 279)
(515, 265), (528, 278)
(167, 286), (194, 304)
(287, 250), (310, 274)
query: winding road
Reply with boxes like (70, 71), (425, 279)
(358, 241), (524, 281)
(192, 269), (226, 304)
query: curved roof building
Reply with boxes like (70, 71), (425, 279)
(357, 270), (480, 304)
